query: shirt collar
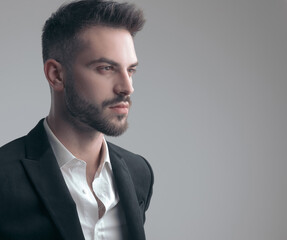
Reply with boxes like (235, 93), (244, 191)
(43, 118), (111, 171)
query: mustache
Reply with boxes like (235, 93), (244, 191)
(102, 95), (132, 108)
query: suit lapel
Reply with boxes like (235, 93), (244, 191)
(108, 144), (146, 240)
(21, 120), (85, 240)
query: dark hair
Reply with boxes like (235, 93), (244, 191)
(42, 0), (145, 66)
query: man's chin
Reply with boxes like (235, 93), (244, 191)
(102, 125), (128, 137)
(87, 118), (128, 137)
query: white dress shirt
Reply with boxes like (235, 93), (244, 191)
(43, 119), (128, 240)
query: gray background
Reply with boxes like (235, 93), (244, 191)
(1, 0), (287, 239)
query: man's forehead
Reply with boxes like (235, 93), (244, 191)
(75, 25), (137, 65)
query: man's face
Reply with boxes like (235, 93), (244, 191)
(64, 26), (138, 136)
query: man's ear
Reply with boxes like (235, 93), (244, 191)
(44, 59), (65, 91)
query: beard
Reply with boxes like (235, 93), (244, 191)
(64, 76), (131, 137)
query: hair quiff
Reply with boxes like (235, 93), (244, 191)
(42, 0), (145, 66)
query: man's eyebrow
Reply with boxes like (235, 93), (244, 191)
(87, 57), (138, 68)
(87, 58), (119, 67)
(129, 62), (139, 68)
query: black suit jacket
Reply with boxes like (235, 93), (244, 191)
(0, 119), (153, 240)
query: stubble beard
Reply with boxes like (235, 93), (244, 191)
(64, 76), (130, 137)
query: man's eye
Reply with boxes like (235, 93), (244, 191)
(97, 66), (115, 73)
(128, 68), (137, 75)
(98, 66), (113, 71)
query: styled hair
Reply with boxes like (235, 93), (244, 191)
(42, 0), (145, 66)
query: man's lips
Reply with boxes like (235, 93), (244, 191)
(109, 102), (130, 114)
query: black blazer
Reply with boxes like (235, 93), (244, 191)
(0, 119), (153, 240)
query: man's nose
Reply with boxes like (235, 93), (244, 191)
(114, 70), (134, 96)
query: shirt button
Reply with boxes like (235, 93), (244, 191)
(82, 189), (87, 194)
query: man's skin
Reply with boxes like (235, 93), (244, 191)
(44, 26), (138, 193)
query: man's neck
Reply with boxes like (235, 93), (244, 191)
(46, 115), (104, 176)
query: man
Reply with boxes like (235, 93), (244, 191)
(0, 1), (153, 240)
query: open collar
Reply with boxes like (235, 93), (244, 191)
(21, 119), (145, 240)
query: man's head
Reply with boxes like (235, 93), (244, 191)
(43, 0), (145, 136)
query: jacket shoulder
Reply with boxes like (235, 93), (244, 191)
(107, 141), (153, 174)
(0, 136), (26, 161)
(107, 141), (154, 212)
